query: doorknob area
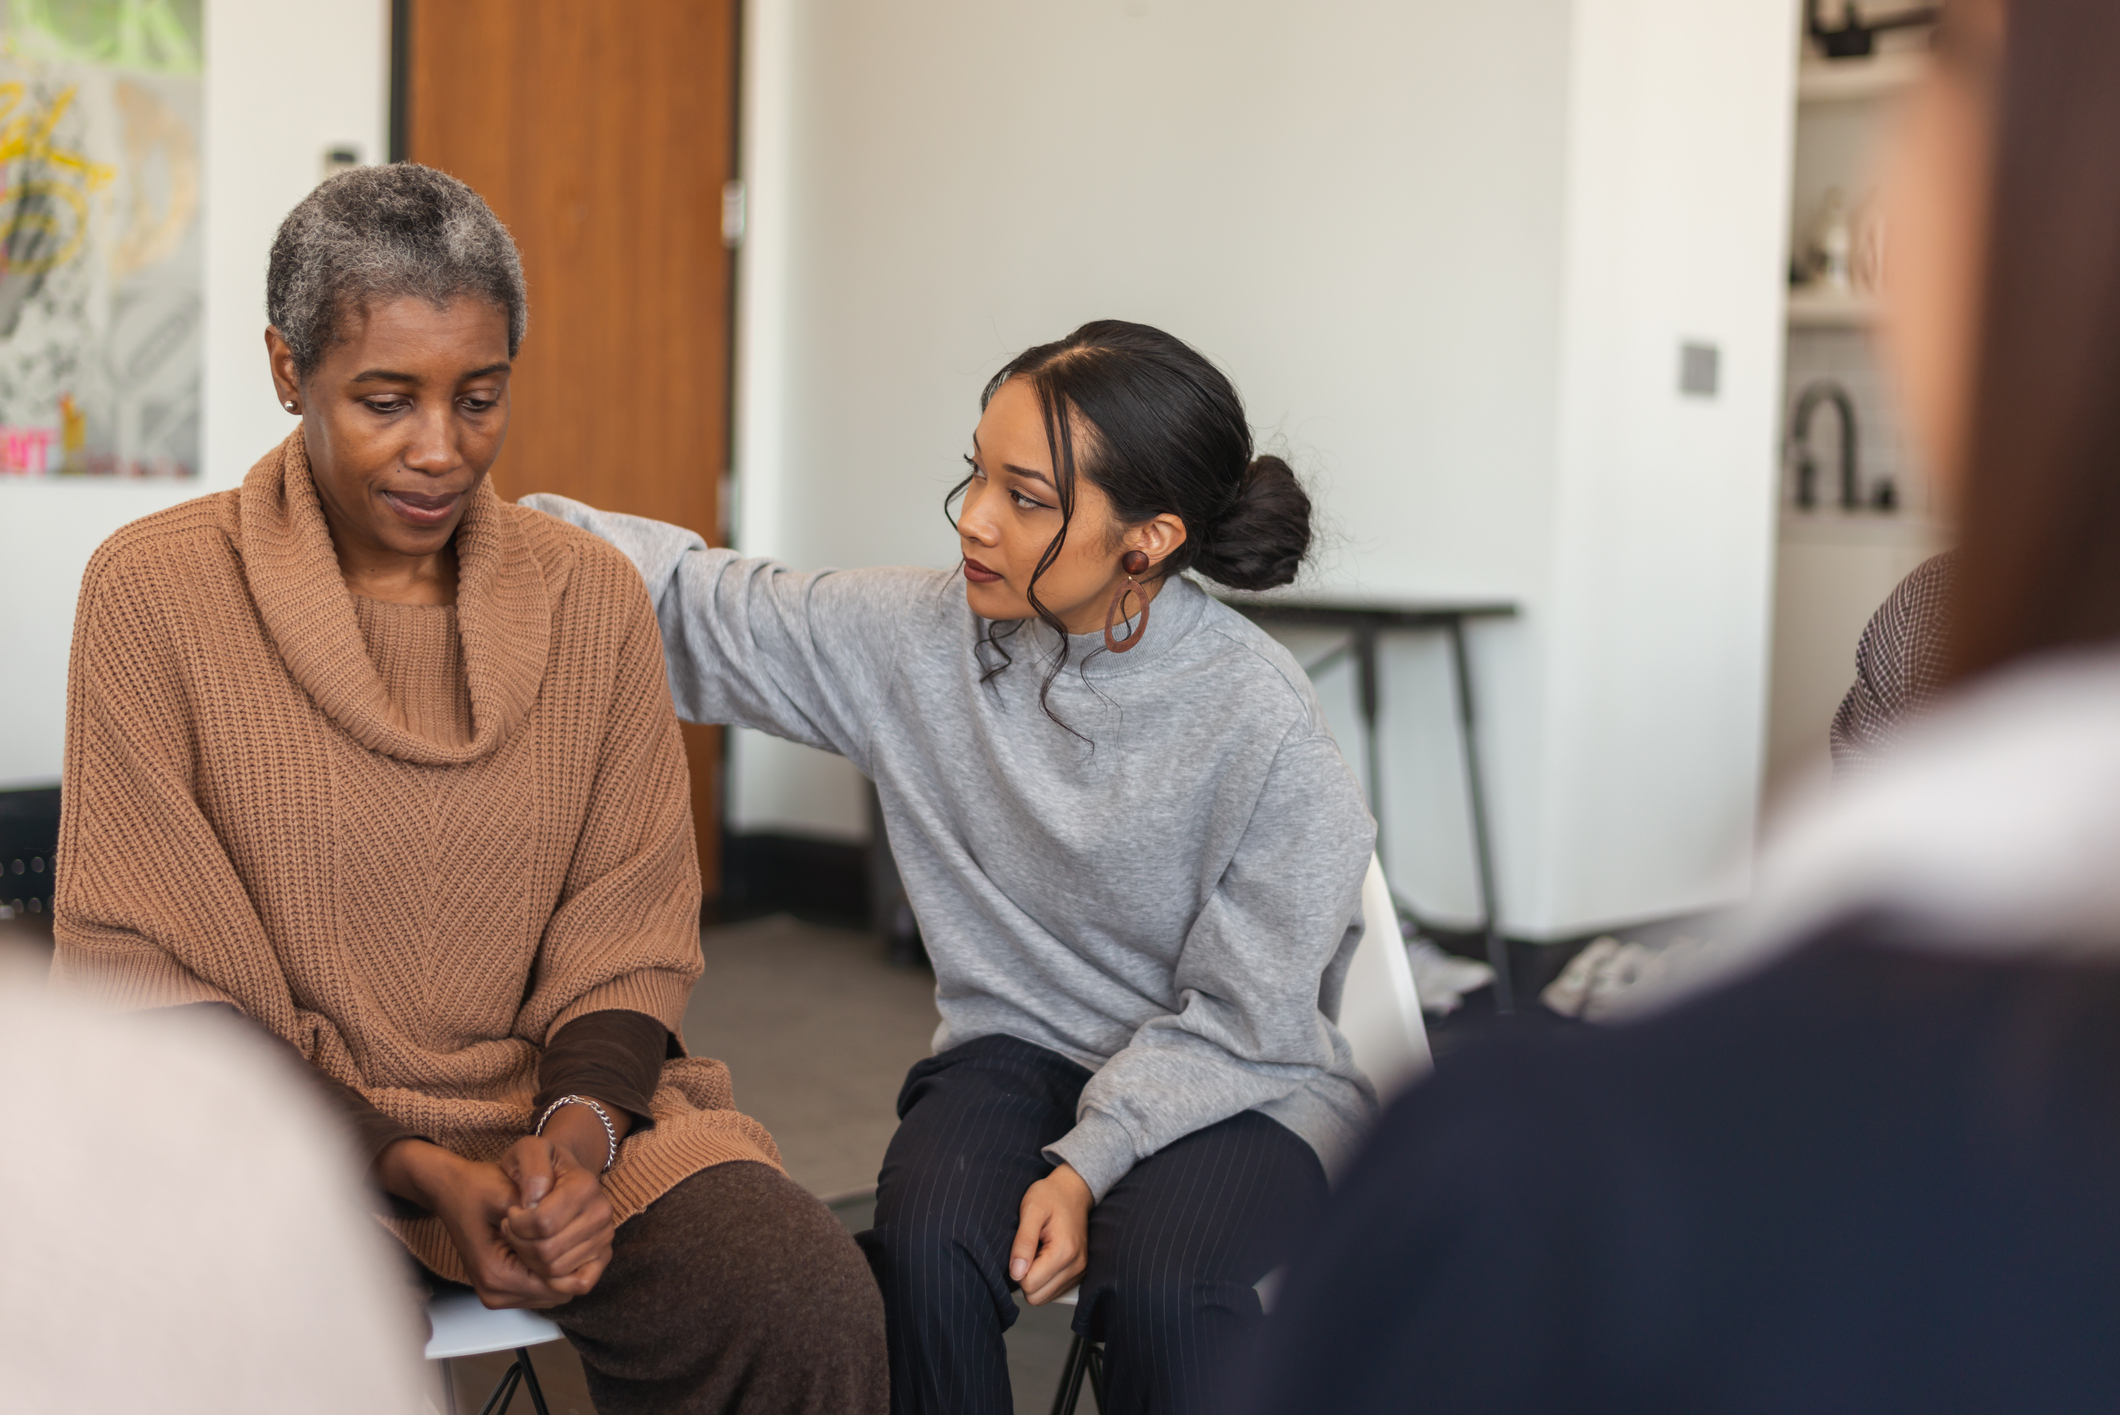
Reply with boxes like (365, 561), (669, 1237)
(722, 179), (746, 249)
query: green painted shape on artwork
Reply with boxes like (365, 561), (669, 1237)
(4, 0), (204, 76)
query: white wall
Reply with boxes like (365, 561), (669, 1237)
(734, 0), (1797, 937)
(0, 0), (387, 789)
(1536, 0), (1797, 929)
(730, 0), (1578, 848)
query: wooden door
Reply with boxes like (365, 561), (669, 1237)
(401, 0), (737, 898)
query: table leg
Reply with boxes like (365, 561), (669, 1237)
(1447, 618), (1514, 1014)
(1352, 620), (1386, 868)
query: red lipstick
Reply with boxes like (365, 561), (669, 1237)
(962, 556), (1002, 584)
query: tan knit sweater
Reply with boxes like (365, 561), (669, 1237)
(53, 433), (779, 1281)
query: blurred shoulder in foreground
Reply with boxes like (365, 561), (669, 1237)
(1230, 644), (2120, 1415)
(0, 956), (430, 1413)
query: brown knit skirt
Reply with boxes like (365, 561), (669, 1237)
(430, 1162), (886, 1415)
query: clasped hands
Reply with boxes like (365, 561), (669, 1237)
(377, 1104), (619, 1310)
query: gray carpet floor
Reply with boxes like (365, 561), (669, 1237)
(681, 912), (940, 1199)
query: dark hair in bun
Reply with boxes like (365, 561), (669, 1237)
(1192, 454), (1311, 591)
(946, 319), (1312, 731)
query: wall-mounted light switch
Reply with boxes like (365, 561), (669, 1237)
(321, 146), (363, 183)
(1679, 341), (1720, 398)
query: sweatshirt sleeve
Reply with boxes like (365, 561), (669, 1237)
(1044, 727), (1379, 1201)
(519, 494), (925, 773)
(517, 558), (709, 1043)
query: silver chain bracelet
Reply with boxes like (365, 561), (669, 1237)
(533, 1094), (619, 1173)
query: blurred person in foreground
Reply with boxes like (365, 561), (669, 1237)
(48, 164), (883, 1413)
(0, 954), (428, 1412)
(1233, 1), (2120, 1410)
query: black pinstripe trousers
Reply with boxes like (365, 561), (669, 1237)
(855, 1034), (1329, 1415)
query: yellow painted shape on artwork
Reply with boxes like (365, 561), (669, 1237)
(0, 178), (88, 274)
(0, 85), (116, 189)
(0, 80), (129, 278)
(111, 79), (196, 279)
(58, 391), (84, 454)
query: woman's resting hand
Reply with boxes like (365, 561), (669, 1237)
(1012, 1162), (1093, 1305)
(376, 1140), (584, 1308)
(498, 1126), (617, 1297)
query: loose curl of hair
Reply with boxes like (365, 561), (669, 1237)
(266, 163), (526, 380)
(946, 320), (1312, 734)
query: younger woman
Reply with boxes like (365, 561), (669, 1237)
(531, 321), (1378, 1414)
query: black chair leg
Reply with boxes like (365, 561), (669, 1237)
(474, 1360), (523, 1415)
(514, 1348), (553, 1415)
(1050, 1332), (1104, 1415)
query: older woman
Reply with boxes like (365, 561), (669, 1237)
(51, 164), (884, 1415)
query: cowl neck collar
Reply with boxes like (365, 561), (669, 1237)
(238, 432), (549, 765)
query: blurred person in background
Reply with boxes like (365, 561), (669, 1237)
(1, 957), (428, 1413)
(1231, 1), (2120, 1410)
(49, 164), (884, 1414)
(1831, 548), (1955, 775)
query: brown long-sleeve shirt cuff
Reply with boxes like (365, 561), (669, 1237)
(534, 1008), (673, 1132)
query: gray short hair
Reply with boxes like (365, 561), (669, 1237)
(266, 163), (526, 379)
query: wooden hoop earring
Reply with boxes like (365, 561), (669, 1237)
(1103, 549), (1151, 653)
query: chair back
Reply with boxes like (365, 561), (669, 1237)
(1336, 855), (1433, 1101)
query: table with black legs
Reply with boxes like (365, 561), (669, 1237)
(1222, 597), (1522, 1015)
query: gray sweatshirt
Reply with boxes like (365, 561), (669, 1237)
(523, 496), (1380, 1199)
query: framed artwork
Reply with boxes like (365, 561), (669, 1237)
(0, 0), (201, 478)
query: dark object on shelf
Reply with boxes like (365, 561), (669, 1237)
(1872, 477), (1899, 511)
(1220, 598), (1520, 1014)
(1806, 0), (1942, 59)
(1790, 378), (1862, 511)
(0, 786), (59, 918)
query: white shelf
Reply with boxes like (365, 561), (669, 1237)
(1778, 510), (1948, 551)
(1797, 51), (1927, 104)
(1787, 288), (1879, 329)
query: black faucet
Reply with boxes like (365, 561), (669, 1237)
(1790, 379), (1860, 511)
(1805, 0), (1941, 59)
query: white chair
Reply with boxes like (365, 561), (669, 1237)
(1335, 853), (1435, 1099)
(425, 1290), (564, 1415)
(1048, 854), (1429, 1411)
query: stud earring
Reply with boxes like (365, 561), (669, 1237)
(1103, 549), (1152, 653)
(283, 400), (297, 412)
